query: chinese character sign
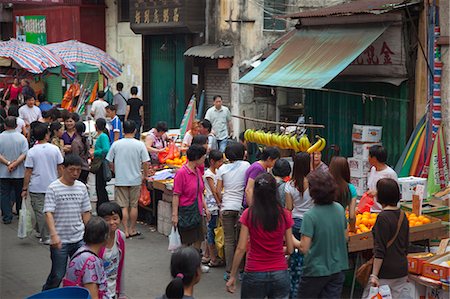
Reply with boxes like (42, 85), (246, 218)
(16, 16), (47, 45)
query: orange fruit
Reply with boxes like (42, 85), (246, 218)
(422, 217), (431, 224)
(363, 212), (370, 216)
(361, 218), (370, 226)
(369, 218), (376, 227)
(415, 221), (423, 226)
(166, 159), (174, 164)
(409, 221), (416, 227)
(356, 229), (362, 234)
(370, 213), (378, 219)
(410, 213), (417, 218)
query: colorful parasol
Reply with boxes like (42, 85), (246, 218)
(45, 40), (122, 79)
(0, 39), (75, 78)
(179, 95), (197, 140)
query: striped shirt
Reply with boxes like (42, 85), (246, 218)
(44, 179), (92, 244)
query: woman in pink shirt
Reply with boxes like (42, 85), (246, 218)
(172, 144), (210, 248)
(226, 173), (294, 299)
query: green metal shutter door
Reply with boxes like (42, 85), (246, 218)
(78, 72), (99, 91)
(44, 74), (63, 103)
(304, 82), (409, 166)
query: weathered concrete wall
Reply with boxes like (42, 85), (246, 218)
(105, 0), (142, 96)
(440, 0), (450, 151)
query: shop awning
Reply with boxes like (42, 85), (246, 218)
(184, 44), (234, 59)
(238, 24), (388, 89)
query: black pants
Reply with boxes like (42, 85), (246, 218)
(95, 163), (109, 213)
(78, 170), (89, 185)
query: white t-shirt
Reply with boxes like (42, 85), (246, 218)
(43, 179), (91, 244)
(104, 232), (121, 298)
(204, 168), (219, 214)
(216, 160), (250, 211)
(18, 105), (42, 125)
(15, 117), (26, 133)
(182, 131), (193, 146)
(368, 165), (398, 211)
(106, 138), (150, 186)
(24, 143), (64, 193)
(90, 100), (109, 120)
(285, 181), (313, 219)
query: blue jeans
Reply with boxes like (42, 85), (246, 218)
(241, 270), (290, 299)
(290, 217), (303, 298)
(297, 271), (345, 299)
(42, 240), (84, 290)
(292, 217), (302, 240)
(0, 178), (23, 223)
(207, 214), (218, 244)
(217, 138), (228, 153)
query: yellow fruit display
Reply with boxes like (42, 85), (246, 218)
(406, 213), (432, 227)
(351, 212), (380, 234)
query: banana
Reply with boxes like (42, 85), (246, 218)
(290, 135), (299, 151)
(317, 137), (326, 152)
(307, 138), (322, 154)
(304, 135), (310, 150)
(244, 129), (251, 141)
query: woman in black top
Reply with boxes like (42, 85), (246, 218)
(125, 86), (144, 139)
(363, 178), (409, 298)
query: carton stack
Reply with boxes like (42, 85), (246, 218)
(349, 125), (383, 196)
(157, 200), (172, 236)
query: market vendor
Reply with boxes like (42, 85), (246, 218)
(145, 121), (169, 164)
(181, 120), (200, 151)
(311, 151), (329, 172)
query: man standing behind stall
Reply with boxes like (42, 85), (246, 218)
(205, 95), (233, 152)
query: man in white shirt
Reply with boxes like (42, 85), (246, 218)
(22, 122), (64, 244)
(106, 120), (150, 238)
(113, 82), (128, 123)
(205, 95), (233, 152)
(18, 95), (42, 126)
(367, 145), (398, 211)
(90, 91), (109, 120)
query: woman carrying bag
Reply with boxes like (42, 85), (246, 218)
(171, 144), (210, 249)
(91, 118), (111, 214)
(361, 178), (409, 298)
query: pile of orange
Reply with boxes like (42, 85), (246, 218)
(406, 213), (431, 227)
(352, 212), (378, 234)
(165, 156), (187, 167)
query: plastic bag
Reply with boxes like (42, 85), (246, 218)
(17, 200), (32, 239)
(168, 226), (182, 252)
(214, 219), (224, 259)
(103, 160), (112, 182)
(367, 285), (392, 299)
(139, 183), (151, 206)
(357, 192), (375, 214)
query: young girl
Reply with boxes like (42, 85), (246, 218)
(202, 150), (224, 267)
(63, 216), (109, 299)
(97, 202), (127, 299)
(226, 173), (294, 298)
(49, 121), (64, 154)
(158, 247), (202, 299)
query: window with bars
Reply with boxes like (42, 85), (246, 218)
(118, 0), (130, 22)
(263, 0), (286, 31)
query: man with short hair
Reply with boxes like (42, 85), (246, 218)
(125, 86), (144, 139)
(113, 82), (128, 122)
(42, 154), (92, 290)
(106, 105), (123, 144)
(106, 120), (150, 238)
(200, 119), (218, 152)
(90, 91), (109, 120)
(205, 95), (233, 152)
(0, 116), (28, 224)
(21, 79), (36, 99)
(19, 95), (42, 126)
(22, 123), (64, 244)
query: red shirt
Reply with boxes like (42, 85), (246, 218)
(240, 208), (294, 272)
(173, 164), (204, 214)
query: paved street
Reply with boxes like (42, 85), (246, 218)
(0, 211), (240, 299)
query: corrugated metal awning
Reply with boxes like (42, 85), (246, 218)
(238, 24), (388, 89)
(184, 44), (234, 59)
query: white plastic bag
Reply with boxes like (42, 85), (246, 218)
(168, 226), (182, 252)
(17, 201), (32, 239)
(367, 285), (392, 299)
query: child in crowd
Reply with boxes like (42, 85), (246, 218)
(202, 150), (224, 267)
(63, 217), (109, 299)
(158, 247), (202, 299)
(98, 202), (127, 299)
(272, 158), (292, 207)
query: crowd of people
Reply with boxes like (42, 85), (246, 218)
(0, 78), (409, 299)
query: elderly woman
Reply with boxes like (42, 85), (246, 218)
(145, 121), (169, 164)
(294, 170), (349, 299)
(172, 144), (210, 248)
(363, 178), (409, 298)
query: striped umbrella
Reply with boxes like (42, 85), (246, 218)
(0, 39), (75, 78)
(46, 40), (122, 79)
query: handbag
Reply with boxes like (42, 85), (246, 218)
(356, 210), (404, 287)
(177, 170), (202, 231)
(103, 159), (112, 182)
(90, 156), (103, 174)
(214, 219), (224, 259)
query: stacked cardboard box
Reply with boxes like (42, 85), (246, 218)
(349, 125), (382, 196)
(157, 200), (172, 236)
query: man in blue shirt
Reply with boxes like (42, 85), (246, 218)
(106, 105), (123, 144)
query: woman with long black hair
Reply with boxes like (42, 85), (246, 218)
(226, 173), (294, 299)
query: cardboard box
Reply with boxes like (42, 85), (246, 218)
(401, 199), (450, 221)
(351, 176), (367, 196)
(157, 200), (172, 236)
(408, 252), (435, 274)
(422, 252), (450, 282)
(352, 124), (383, 143)
(353, 142), (382, 160)
(399, 176), (428, 201)
(348, 157), (372, 177)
